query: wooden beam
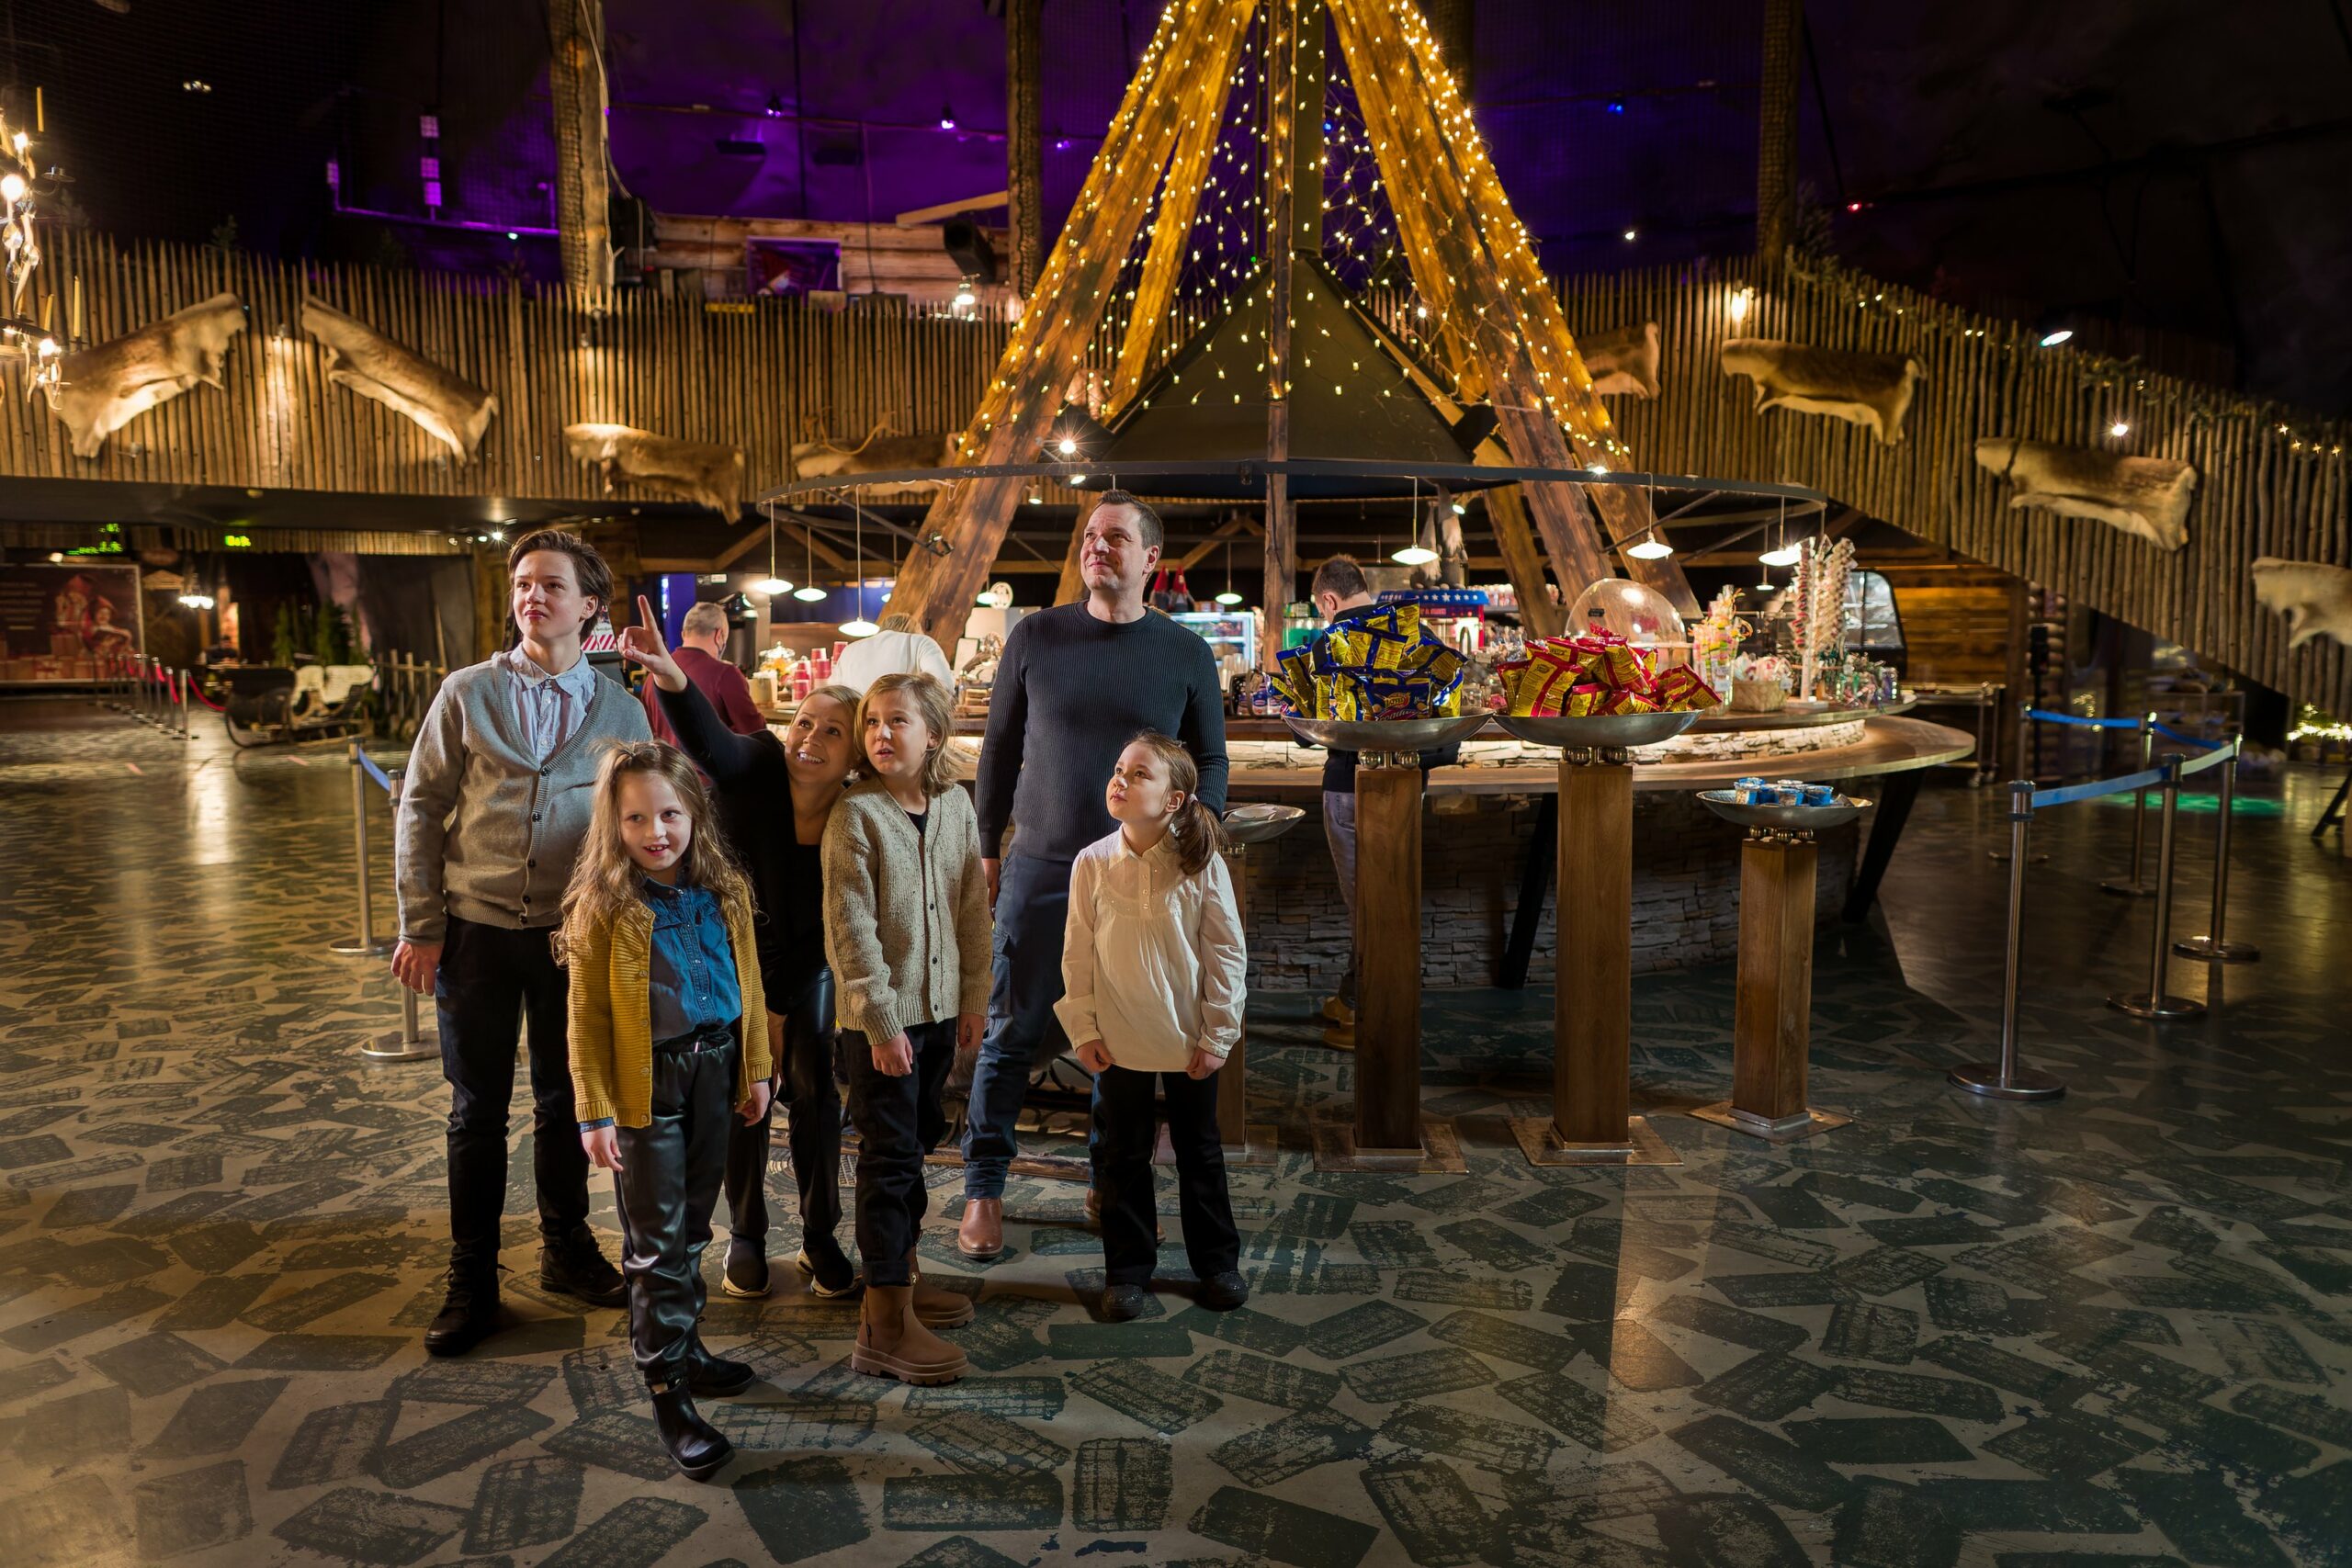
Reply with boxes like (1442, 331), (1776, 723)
(886, 0), (1258, 639)
(1261, 0), (1305, 671)
(1054, 494), (1097, 606)
(1006, 0), (1045, 294)
(1484, 487), (1563, 637)
(711, 525), (774, 571)
(1175, 513), (1259, 573)
(895, 191), (1012, 227)
(545, 0), (614, 312)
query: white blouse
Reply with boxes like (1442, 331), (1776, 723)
(1054, 828), (1248, 1073)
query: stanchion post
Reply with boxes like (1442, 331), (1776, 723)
(2176, 744), (2259, 964)
(1990, 706), (2049, 863)
(328, 739), (394, 956)
(360, 762), (435, 1061)
(2109, 759), (2204, 1020)
(174, 669), (190, 740)
(2101, 713), (2155, 896)
(1951, 781), (2065, 1100)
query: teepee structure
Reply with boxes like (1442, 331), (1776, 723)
(883, 0), (1698, 658)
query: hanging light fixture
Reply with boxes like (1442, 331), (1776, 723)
(1758, 495), (1801, 569)
(1626, 478), (1673, 558)
(791, 511), (827, 601)
(1391, 476), (1439, 566)
(1215, 536), (1244, 605)
(838, 489), (880, 637)
(749, 502), (793, 596)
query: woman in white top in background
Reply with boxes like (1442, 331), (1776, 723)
(1056, 730), (1250, 1321)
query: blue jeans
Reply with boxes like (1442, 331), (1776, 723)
(961, 852), (1075, 1201)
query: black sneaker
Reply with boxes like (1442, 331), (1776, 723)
(686, 1340), (757, 1398)
(1100, 1283), (1153, 1322)
(795, 1238), (860, 1299)
(720, 1238), (770, 1299)
(424, 1271), (502, 1357)
(649, 1382), (732, 1482)
(1198, 1270), (1250, 1311)
(539, 1235), (626, 1308)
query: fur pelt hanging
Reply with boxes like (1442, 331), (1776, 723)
(563, 423), (745, 518)
(301, 295), (498, 461)
(42, 292), (246, 458)
(2251, 558), (2352, 649)
(791, 426), (956, 488)
(1719, 337), (1924, 444)
(1574, 321), (1660, 399)
(1973, 437), (2196, 552)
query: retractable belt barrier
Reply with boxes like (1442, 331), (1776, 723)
(1951, 735), (2242, 1103)
(328, 739), (439, 1062)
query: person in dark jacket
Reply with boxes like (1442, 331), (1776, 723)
(620, 596), (863, 1299)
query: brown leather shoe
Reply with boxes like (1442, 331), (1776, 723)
(956, 1197), (1003, 1259)
(851, 1284), (967, 1385)
(907, 1248), (975, 1327)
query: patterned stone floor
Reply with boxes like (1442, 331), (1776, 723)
(1, 693), (2348, 1568)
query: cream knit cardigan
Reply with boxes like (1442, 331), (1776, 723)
(820, 778), (993, 1040)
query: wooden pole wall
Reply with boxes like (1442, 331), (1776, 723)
(8, 228), (2346, 719)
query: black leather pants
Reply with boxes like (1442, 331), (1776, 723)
(612, 1037), (736, 1384)
(723, 970), (843, 1251)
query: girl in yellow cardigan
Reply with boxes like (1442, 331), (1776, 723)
(562, 741), (771, 1482)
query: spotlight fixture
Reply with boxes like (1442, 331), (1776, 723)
(1057, 437), (1079, 456)
(764, 94), (786, 118)
(953, 280), (977, 310)
(1727, 285), (1755, 323)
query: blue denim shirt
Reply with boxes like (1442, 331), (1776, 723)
(581, 877), (741, 1132)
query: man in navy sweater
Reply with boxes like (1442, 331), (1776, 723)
(956, 492), (1230, 1258)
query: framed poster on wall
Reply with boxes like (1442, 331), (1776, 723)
(0, 560), (143, 683)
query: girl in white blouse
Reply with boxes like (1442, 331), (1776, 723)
(1056, 731), (1251, 1321)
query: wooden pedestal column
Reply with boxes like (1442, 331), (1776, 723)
(1691, 829), (1850, 1141)
(1513, 752), (1679, 1166)
(1216, 842), (1278, 1164)
(1315, 757), (1464, 1172)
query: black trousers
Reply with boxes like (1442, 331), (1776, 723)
(435, 915), (591, 1279)
(843, 1020), (956, 1287)
(612, 1038), (738, 1385)
(1092, 1064), (1240, 1287)
(723, 969), (842, 1251)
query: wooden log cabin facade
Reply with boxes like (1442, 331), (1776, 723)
(4, 227), (2345, 717)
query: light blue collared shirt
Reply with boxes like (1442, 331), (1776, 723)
(502, 644), (602, 763)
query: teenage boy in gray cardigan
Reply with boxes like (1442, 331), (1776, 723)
(393, 530), (650, 1357)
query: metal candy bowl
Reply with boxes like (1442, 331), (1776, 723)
(1283, 713), (1493, 766)
(1697, 788), (1868, 834)
(1495, 709), (1700, 761)
(1221, 802), (1306, 845)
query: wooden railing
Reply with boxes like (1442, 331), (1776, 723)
(6, 229), (2345, 716)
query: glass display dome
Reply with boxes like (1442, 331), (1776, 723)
(1566, 577), (1689, 653)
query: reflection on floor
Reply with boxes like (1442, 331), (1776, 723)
(1, 694), (2348, 1568)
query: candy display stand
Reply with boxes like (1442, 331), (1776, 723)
(1214, 803), (1305, 1164)
(1688, 789), (1865, 1141)
(1284, 714), (1489, 1171)
(1495, 711), (1699, 1166)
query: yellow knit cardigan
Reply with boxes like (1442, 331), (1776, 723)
(566, 884), (772, 1129)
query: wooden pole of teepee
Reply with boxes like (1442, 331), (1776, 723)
(1261, 0), (1304, 669)
(1383, 1), (1700, 615)
(1330, 1), (1611, 596)
(886, 0), (1260, 638)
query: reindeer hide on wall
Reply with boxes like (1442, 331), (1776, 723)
(790, 430), (956, 487)
(1719, 338), (1924, 444)
(301, 295), (498, 461)
(41, 292), (246, 459)
(563, 423), (744, 518)
(1973, 437), (2196, 552)
(1574, 321), (1660, 399)
(2251, 558), (2352, 649)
